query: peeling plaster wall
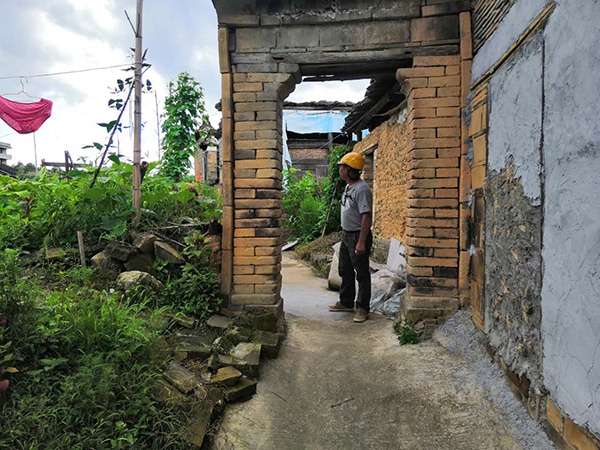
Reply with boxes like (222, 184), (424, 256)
(474, 0), (600, 434)
(485, 35), (544, 389)
(541, 0), (600, 434)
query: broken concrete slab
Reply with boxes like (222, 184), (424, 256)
(154, 241), (185, 265)
(252, 330), (282, 359)
(175, 336), (213, 361)
(207, 314), (234, 330)
(182, 401), (214, 447)
(225, 326), (253, 345)
(232, 342), (261, 366)
(162, 361), (200, 394)
(251, 312), (278, 333)
(223, 377), (258, 403)
(211, 366), (243, 387)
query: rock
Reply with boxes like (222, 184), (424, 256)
(45, 248), (66, 260)
(181, 401), (214, 447)
(154, 241), (185, 265)
(176, 336), (212, 360)
(116, 271), (163, 293)
(104, 241), (138, 262)
(225, 326), (252, 345)
(172, 315), (198, 329)
(253, 331), (282, 359)
(151, 380), (188, 405)
(207, 314), (233, 330)
(162, 361), (200, 394)
(251, 312), (278, 333)
(217, 354), (259, 379)
(210, 366), (243, 387)
(232, 342), (261, 367)
(90, 251), (124, 272)
(224, 377), (257, 402)
(212, 336), (234, 355)
(124, 253), (156, 276)
(133, 233), (156, 254)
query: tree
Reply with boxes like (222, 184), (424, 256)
(160, 72), (208, 181)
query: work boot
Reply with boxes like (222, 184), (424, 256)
(328, 301), (354, 312)
(353, 308), (368, 323)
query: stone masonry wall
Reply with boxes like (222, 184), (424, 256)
(354, 118), (409, 241)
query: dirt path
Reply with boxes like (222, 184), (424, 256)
(211, 253), (554, 450)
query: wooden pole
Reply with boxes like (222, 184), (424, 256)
(132, 0), (143, 227)
(77, 231), (86, 267)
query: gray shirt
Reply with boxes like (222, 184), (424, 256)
(340, 179), (372, 232)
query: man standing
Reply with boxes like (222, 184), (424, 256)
(329, 152), (373, 323)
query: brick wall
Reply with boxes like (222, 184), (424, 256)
(396, 54), (464, 334)
(354, 119), (409, 241)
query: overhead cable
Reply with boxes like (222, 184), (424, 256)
(0, 64), (133, 81)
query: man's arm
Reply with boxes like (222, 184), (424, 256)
(355, 211), (372, 255)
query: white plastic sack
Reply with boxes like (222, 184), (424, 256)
(327, 242), (342, 291)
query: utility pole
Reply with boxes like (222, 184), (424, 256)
(132, 0), (143, 227)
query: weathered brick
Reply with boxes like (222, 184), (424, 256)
(407, 188), (434, 199)
(233, 274), (278, 285)
(406, 237), (458, 248)
(235, 199), (280, 209)
(235, 159), (281, 170)
(236, 121), (277, 131)
(437, 148), (461, 158)
(235, 189), (256, 199)
(234, 237), (280, 248)
(471, 165), (486, 189)
(437, 168), (460, 177)
(409, 168), (436, 179)
(405, 227), (435, 237)
(407, 208), (434, 218)
(407, 198), (459, 208)
(437, 86), (461, 97)
(435, 228), (459, 239)
(460, 11), (473, 60)
(255, 208), (283, 218)
(409, 178), (458, 189)
(255, 264), (281, 275)
(410, 148), (437, 159)
(256, 150), (282, 160)
(413, 55), (461, 67)
(234, 130), (256, 141)
(406, 265), (434, 277)
(437, 107), (460, 117)
(413, 137), (460, 149)
(411, 88), (437, 99)
(410, 108), (437, 119)
(435, 188), (459, 198)
(234, 256), (280, 266)
(407, 256), (458, 268)
(412, 117), (461, 128)
(255, 247), (280, 256)
(434, 248), (459, 258)
(446, 65), (460, 76)
(408, 275), (458, 288)
(236, 102), (278, 113)
(235, 218), (276, 228)
(234, 228), (255, 238)
(233, 92), (257, 103)
(411, 16), (459, 42)
(256, 228), (281, 238)
(398, 67), (446, 79)
(472, 134), (487, 166)
(428, 76), (461, 87)
(435, 209), (459, 218)
(412, 128), (437, 139)
(233, 266), (254, 275)
(235, 247), (255, 257)
(234, 112), (255, 121)
(409, 158), (459, 169)
(234, 82), (263, 93)
(256, 169), (283, 179)
(412, 97), (460, 109)
(406, 217), (458, 228)
(234, 209), (255, 219)
(255, 283), (280, 294)
(235, 178), (281, 189)
(257, 111), (279, 121)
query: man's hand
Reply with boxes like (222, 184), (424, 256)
(355, 241), (367, 255)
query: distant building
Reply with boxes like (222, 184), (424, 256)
(0, 142), (12, 165)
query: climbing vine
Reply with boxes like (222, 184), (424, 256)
(160, 72), (208, 181)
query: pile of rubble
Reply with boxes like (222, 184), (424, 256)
(154, 309), (284, 447)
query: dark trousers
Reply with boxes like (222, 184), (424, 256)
(338, 230), (372, 312)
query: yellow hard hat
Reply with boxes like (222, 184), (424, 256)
(337, 152), (365, 171)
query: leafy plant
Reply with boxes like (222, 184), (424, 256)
(394, 320), (419, 345)
(161, 72), (208, 181)
(282, 168), (325, 242)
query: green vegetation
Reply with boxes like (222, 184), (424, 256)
(282, 145), (350, 242)
(161, 72), (209, 181)
(0, 163), (222, 448)
(394, 320), (419, 345)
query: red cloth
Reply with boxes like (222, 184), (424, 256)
(0, 96), (53, 134)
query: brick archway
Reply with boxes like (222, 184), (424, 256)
(213, 0), (472, 332)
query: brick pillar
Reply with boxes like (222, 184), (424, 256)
(396, 55), (462, 336)
(219, 27), (299, 309)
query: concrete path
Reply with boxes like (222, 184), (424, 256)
(212, 253), (554, 450)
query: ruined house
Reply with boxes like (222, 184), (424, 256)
(210, 0), (600, 446)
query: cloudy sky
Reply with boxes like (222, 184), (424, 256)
(0, 0), (368, 167)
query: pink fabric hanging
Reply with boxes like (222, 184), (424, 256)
(0, 96), (53, 134)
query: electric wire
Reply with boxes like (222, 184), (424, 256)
(0, 64), (133, 81)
